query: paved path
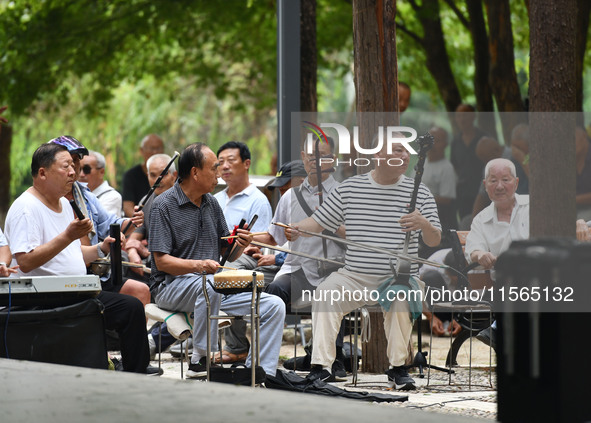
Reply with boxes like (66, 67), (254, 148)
(0, 358), (490, 423)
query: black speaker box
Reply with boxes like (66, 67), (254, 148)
(0, 298), (108, 370)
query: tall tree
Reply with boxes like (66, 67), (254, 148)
(301, 0), (318, 113)
(464, 0), (494, 114)
(464, 0), (496, 137)
(575, 0), (591, 111)
(352, 0), (398, 373)
(529, 0), (577, 238)
(484, 0), (527, 143)
(397, 0), (462, 112)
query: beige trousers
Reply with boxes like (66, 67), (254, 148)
(310, 267), (423, 369)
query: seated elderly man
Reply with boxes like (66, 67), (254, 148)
(79, 150), (123, 217)
(4, 142), (153, 373)
(465, 158), (529, 349)
(48, 136), (149, 306)
(149, 142), (285, 379)
(287, 139), (441, 390)
(576, 219), (591, 241)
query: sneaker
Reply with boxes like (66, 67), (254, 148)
(386, 366), (416, 390)
(331, 358), (348, 381)
(476, 326), (497, 350)
(145, 365), (164, 376)
(283, 353), (311, 371)
(186, 358), (208, 379)
(306, 365), (335, 383)
(170, 338), (193, 358)
(111, 357), (124, 372)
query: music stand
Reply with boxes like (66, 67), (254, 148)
(410, 313), (454, 378)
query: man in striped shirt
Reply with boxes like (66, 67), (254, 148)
(287, 140), (441, 389)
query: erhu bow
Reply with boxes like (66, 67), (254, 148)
(272, 222), (448, 270)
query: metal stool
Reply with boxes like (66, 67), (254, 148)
(202, 271), (262, 387)
(349, 307), (370, 386)
(427, 300), (494, 390)
(145, 303), (192, 378)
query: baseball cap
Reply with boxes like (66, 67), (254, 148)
(266, 160), (307, 190)
(48, 135), (89, 159)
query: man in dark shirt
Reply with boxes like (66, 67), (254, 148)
(122, 134), (164, 217)
(450, 104), (486, 227)
(149, 142), (285, 379)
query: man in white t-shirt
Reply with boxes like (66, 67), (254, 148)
(5, 142), (153, 374)
(0, 228), (18, 277)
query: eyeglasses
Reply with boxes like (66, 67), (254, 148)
(48, 135), (89, 158)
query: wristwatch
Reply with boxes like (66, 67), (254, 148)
(0, 262), (6, 267)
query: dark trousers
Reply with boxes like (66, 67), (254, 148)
(150, 322), (177, 351)
(98, 291), (150, 373)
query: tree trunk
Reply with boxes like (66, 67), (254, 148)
(413, 0), (462, 112)
(575, 0), (591, 112)
(352, 0), (397, 373)
(466, 0), (496, 138)
(529, 0), (577, 237)
(0, 125), (11, 227)
(485, 0), (526, 144)
(300, 0), (317, 113)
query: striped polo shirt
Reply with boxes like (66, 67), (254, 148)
(149, 182), (230, 286)
(312, 171), (441, 276)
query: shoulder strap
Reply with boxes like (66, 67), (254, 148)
(294, 186), (315, 217)
(294, 185), (345, 247)
(96, 187), (116, 199)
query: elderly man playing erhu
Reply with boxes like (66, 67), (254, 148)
(286, 138), (441, 390)
(148, 143), (285, 380)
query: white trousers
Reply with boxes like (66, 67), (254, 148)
(310, 267), (423, 368)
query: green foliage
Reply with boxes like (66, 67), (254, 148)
(9, 74), (277, 198)
(4, 0), (591, 202)
(0, 0), (280, 115)
(2, 0), (356, 200)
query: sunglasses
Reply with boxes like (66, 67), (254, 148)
(48, 135), (89, 158)
(81, 164), (94, 174)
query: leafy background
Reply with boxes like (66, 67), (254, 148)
(1, 0), (590, 200)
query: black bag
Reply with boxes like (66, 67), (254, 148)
(266, 370), (408, 402)
(209, 365), (267, 386)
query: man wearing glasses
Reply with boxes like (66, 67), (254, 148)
(79, 151), (123, 217)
